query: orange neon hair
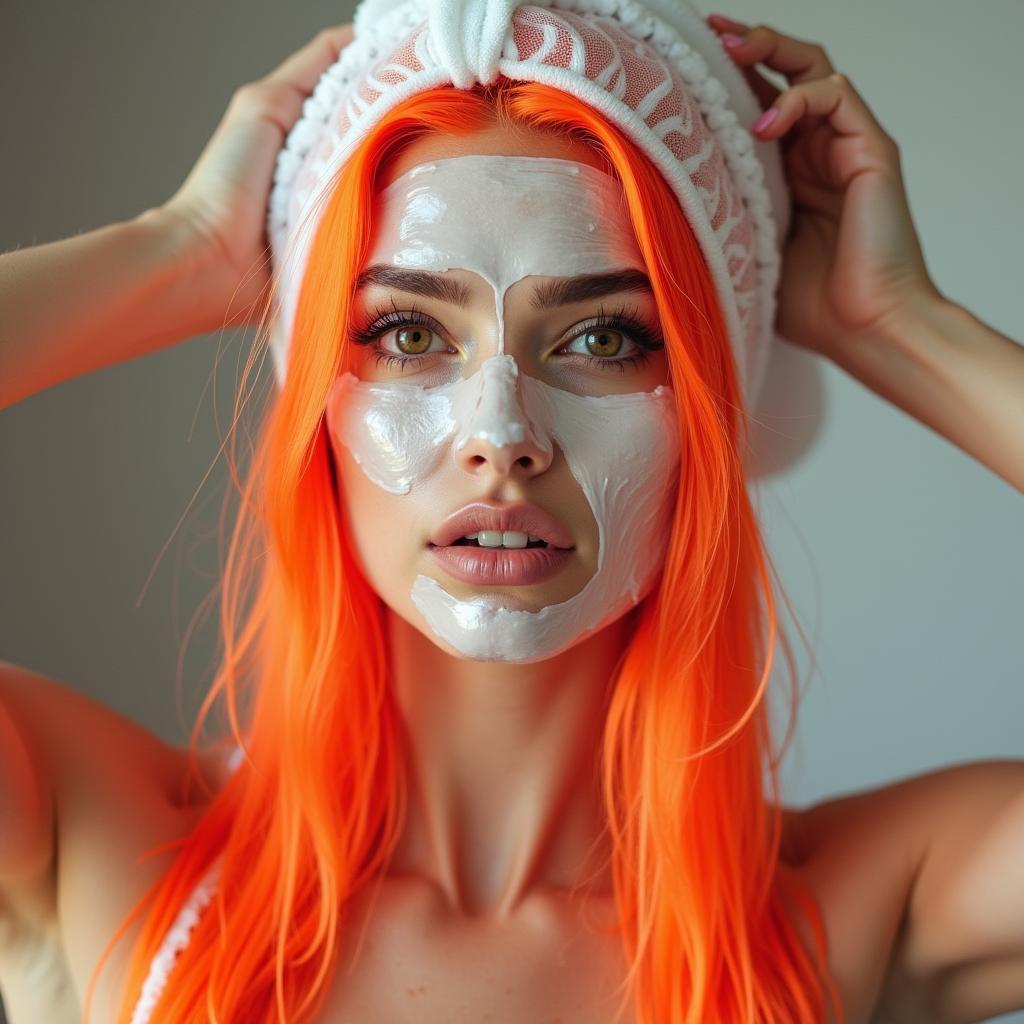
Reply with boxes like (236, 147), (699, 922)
(90, 76), (844, 1024)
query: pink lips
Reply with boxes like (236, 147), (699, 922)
(428, 543), (572, 586)
(427, 500), (575, 586)
(430, 500), (574, 550)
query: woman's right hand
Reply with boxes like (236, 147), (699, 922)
(161, 24), (355, 326)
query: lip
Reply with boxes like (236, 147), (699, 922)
(429, 501), (575, 550)
(428, 543), (573, 586)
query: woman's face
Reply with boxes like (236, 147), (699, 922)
(325, 126), (681, 663)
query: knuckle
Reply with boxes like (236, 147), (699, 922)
(232, 80), (264, 106)
(229, 79), (293, 123)
(828, 71), (849, 88)
(236, 79), (286, 115)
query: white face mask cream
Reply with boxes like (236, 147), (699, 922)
(326, 155), (681, 663)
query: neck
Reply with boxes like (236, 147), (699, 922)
(383, 606), (634, 919)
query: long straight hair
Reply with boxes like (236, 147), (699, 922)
(91, 76), (843, 1024)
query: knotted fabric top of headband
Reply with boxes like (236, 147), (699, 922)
(266, 0), (791, 412)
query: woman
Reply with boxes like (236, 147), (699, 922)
(0, 2), (1021, 1022)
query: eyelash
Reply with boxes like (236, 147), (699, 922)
(349, 300), (665, 374)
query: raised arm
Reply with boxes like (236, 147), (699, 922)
(708, 15), (1024, 493)
(832, 292), (1024, 493)
(0, 23), (355, 413)
(0, 209), (222, 411)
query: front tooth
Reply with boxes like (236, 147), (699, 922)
(465, 532), (479, 541)
(475, 530), (530, 548)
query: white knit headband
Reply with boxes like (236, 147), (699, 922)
(266, 0), (791, 412)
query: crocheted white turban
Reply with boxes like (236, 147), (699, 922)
(266, 0), (791, 413)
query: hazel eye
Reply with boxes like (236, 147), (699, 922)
(552, 311), (664, 374)
(390, 325), (437, 356)
(580, 327), (624, 358)
(563, 326), (637, 360)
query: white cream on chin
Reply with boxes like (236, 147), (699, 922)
(325, 155), (681, 663)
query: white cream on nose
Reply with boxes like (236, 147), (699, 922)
(453, 355), (551, 455)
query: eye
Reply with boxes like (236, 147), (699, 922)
(556, 307), (665, 373)
(387, 324), (441, 356)
(349, 302), (456, 372)
(565, 326), (628, 358)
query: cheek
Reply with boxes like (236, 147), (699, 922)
(332, 443), (413, 600)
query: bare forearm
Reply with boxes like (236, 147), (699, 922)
(834, 295), (1024, 492)
(0, 209), (224, 411)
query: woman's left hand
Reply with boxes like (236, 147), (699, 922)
(708, 14), (1024, 493)
(706, 14), (941, 361)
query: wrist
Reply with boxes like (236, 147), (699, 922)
(824, 287), (1024, 491)
(872, 287), (962, 358)
(831, 287), (963, 393)
(131, 206), (231, 338)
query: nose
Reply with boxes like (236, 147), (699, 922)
(453, 356), (553, 479)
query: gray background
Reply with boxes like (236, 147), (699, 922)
(1, 0), (1021, 1021)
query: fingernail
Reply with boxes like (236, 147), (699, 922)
(752, 108), (779, 133)
(721, 32), (745, 48)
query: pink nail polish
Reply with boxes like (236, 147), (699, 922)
(721, 32), (744, 48)
(752, 108), (778, 133)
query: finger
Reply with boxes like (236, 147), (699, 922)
(753, 74), (893, 152)
(226, 24), (355, 147)
(718, 23), (836, 85)
(706, 13), (749, 33)
(736, 62), (782, 112)
(263, 23), (355, 94)
(706, 17), (781, 116)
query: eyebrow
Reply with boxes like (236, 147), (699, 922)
(354, 264), (653, 310)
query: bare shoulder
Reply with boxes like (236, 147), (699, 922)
(0, 659), (224, 920)
(785, 760), (1024, 1023)
(0, 658), (214, 812)
(0, 659), (232, 1020)
(882, 759), (1024, 1023)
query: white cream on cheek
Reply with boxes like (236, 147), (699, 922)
(325, 155), (681, 663)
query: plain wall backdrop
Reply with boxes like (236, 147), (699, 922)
(1, 0), (1022, 1020)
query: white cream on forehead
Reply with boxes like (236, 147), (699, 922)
(326, 154), (681, 663)
(370, 154), (648, 354)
